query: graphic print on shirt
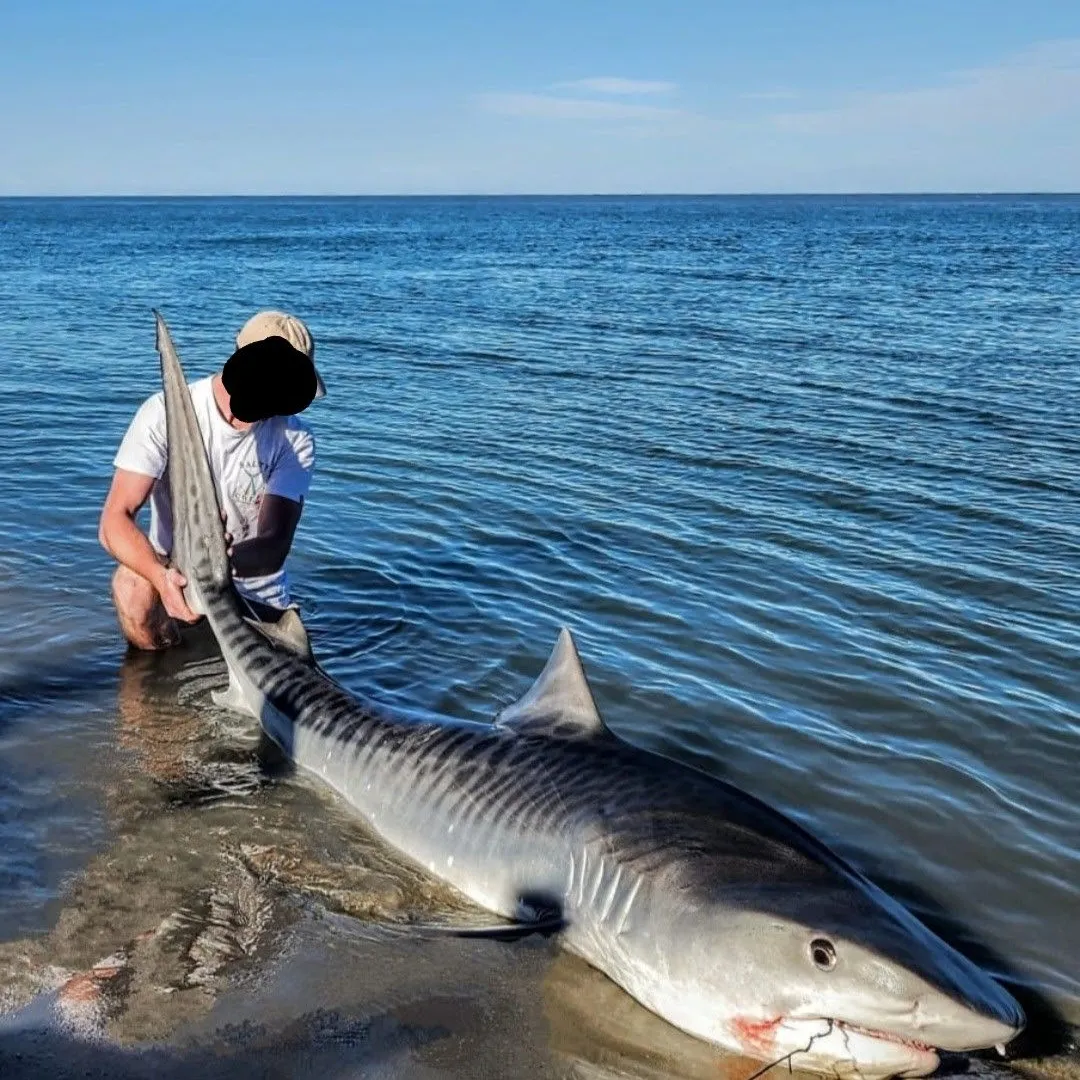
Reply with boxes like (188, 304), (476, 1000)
(235, 453), (271, 505)
(231, 452), (272, 540)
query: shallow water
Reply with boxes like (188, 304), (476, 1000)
(0, 196), (1078, 1073)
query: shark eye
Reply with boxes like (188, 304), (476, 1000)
(810, 938), (837, 971)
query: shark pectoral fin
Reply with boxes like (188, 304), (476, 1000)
(496, 627), (612, 739)
(211, 671), (256, 716)
(400, 910), (564, 942)
(243, 608), (315, 663)
(447, 912), (564, 941)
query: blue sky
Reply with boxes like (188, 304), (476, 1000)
(2, 0), (1077, 194)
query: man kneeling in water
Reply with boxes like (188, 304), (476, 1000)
(100, 311), (325, 650)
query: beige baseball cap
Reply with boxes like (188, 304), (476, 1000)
(236, 310), (326, 399)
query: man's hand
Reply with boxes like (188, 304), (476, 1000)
(228, 495), (303, 578)
(156, 566), (200, 623)
(101, 470), (200, 623)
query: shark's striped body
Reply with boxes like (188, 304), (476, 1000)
(156, 312), (1023, 1078)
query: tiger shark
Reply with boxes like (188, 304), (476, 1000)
(154, 311), (1024, 1078)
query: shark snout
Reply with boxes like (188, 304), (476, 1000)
(909, 978), (1025, 1052)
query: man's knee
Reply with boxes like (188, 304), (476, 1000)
(110, 565), (179, 651)
(111, 564), (157, 616)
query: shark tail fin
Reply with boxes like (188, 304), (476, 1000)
(155, 310), (231, 598)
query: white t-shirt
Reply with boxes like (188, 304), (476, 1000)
(114, 375), (315, 611)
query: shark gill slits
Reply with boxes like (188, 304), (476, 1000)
(810, 938), (837, 971)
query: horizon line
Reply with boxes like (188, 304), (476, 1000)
(1, 190), (1077, 199)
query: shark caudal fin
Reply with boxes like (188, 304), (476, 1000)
(154, 310), (231, 606)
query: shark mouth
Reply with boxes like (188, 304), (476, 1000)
(842, 1019), (937, 1054)
(840, 1023), (934, 1053)
(825, 1023), (940, 1080)
(732, 1016), (940, 1079)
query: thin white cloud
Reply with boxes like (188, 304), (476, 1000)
(553, 77), (676, 95)
(740, 89), (799, 101)
(479, 93), (683, 121)
(770, 38), (1080, 136)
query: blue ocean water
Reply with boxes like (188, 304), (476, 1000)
(0, 196), (1077, 1059)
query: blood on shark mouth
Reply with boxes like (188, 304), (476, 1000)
(731, 1016), (784, 1056)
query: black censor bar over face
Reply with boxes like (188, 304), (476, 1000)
(222, 336), (318, 423)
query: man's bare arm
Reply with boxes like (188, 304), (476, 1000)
(229, 494), (303, 579)
(99, 469), (199, 622)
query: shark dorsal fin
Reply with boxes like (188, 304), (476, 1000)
(496, 628), (610, 739)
